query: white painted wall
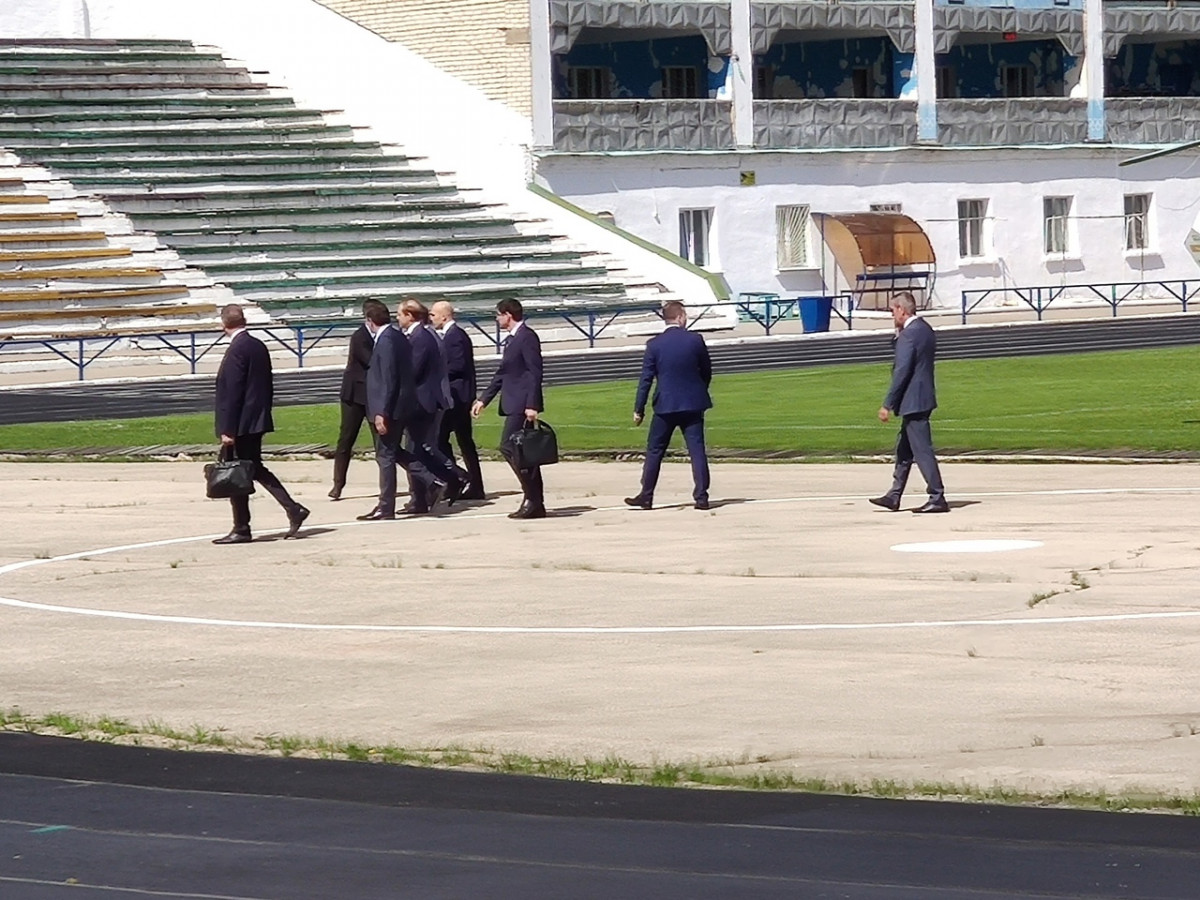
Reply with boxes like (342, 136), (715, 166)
(538, 147), (1200, 311)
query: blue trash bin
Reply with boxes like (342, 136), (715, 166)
(799, 296), (833, 333)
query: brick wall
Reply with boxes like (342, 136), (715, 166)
(317, 0), (533, 116)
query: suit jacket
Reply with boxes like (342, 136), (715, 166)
(634, 324), (713, 417)
(406, 324), (452, 414)
(214, 330), (274, 438)
(439, 321), (477, 407)
(338, 324), (373, 406)
(883, 317), (938, 417)
(366, 325), (416, 425)
(480, 322), (543, 415)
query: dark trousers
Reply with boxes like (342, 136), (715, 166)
(640, 410), (710, 503)
(404, 410), (461, 508)
(438, 400), (484, 492)
(229, 433), (301, 535)
(500, 413), (544, 507)
(372, 424), (408, 517)
(331, 400), (366, 491)
(886, 413), (945, 503)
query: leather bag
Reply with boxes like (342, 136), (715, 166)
(504, 419), (558, 468)
(204, 446), (257, 499)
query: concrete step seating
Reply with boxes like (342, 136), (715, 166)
(0, 38), (661, 326)
(0, 163), (235, 336)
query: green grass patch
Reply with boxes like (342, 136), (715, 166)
(2, 707), (1197, 813)
(0, 346), (1197, 456)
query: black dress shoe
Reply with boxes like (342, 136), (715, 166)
(913, 499), (951, 514)
(460, 487), (487, 501)
(357, 508), (396, 521)
(212, 531), (252, 545)
(869, 495), (900, 511)
(509, 504), (547, 519)
(286, 505), (310, 539)
(399, 502), (429, 515)
(328, 487), (342, 501)
(444, 478), (465, 507)
(624, 495), (652, 510)
(694, 498), (710, 511)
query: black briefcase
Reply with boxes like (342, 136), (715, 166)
(505, 419), (559, 468)
(204, 446), (257, 499)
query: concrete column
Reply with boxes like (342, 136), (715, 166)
(914, 0), (937, 142)
(1083, 0), (1106, 141)
(530, 0), (554, 150)
(731, 0), (755, 149)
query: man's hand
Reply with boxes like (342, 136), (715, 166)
(633, 412), (644, 426)
(220, 434), (235, 446)
(878, 406), (891, 423)
(374, 414), (388, 436)
(471, 400), (484, 419)
(524, 408), (538, 422)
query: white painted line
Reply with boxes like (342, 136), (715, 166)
(1, 484), (1198, 633)
(891, 540), (1044, 554)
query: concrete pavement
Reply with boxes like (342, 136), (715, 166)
(2, 459), (1199, 799)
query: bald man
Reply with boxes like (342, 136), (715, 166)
(431, 301), (485, 499)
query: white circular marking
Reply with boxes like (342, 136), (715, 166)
(0, 486), (1198, 633)
(891, 539), (1044, 554)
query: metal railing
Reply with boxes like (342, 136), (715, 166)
(960, 279), (1200, 324)
(0, 296), (854, 381)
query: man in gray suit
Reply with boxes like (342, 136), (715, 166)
(358, 299), (416, 521)
(870, 291), (949, 514)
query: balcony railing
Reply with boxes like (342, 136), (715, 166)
(754, 100), (918, 149)
(1106, 98), (1200, 144)
(937, 99), (1088, 145)
(553, 100), (735, 152)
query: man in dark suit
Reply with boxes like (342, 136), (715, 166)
(472, 298), (546, 519)
(431, 300), (485, 500)
(357, 299), (416, 521)
(624, 300), (713, 511)
(396, 298), (464, 513)
(329, 305), (374, 501)
(871, 291), (949, 514)
(212, 304), (309, 544)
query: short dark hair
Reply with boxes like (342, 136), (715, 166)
(220, 304), (246, 329)
(363, 299), (391, 326)
(662, 300), (686, 323)
(400, 298), (429, 322)
(496, 298), (524, 321)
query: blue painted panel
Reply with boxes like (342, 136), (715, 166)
(936, 40), (1072, 98)
(757, 38), (896, 98)
(1107, 41), (1200, 97)
(558, 35), (723, 99)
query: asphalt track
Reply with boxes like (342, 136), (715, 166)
(1, 733), (1198, 899)
(3, 312), (1200, 425)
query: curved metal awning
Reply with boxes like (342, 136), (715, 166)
(811, 212), (936, 275)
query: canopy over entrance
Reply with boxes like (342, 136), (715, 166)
(812, 212), (937, 310)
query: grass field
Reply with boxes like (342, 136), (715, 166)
(0, 346), (1197, 456)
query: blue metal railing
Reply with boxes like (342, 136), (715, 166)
(961, 279), (1200, 325)
(0, 296), (854, 382)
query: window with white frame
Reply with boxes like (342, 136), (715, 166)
(1124, 193), (1151, 251)
(662, 67), (700, 99)
(1043, 196), (1072, 255)
(776, 205), (811, 268)
(679, 208), (714, 267)
(957, 198), (988, 259)
(567, 67), (610, 100)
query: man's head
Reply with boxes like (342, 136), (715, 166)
(890, 292), (917, 329)
(398, 298), (429, 329)
(220, 304), (247, 333)
(662, 300), (687, 326)
(430, 300), (455, 329)
(495, 298), (523, 331)
(362, 299), (391, 333)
